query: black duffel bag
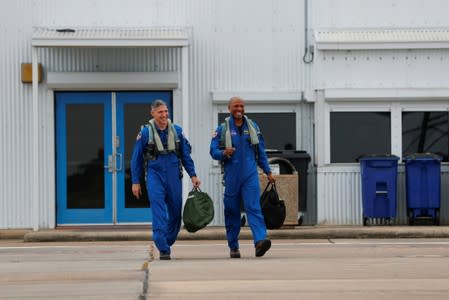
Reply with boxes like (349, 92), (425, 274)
(260, 182), (286, 229)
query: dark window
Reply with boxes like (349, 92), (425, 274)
(218, 113), (296, 150)
(66, 104), (104, 209)
(330, 112), (391, 163)
(124, 104), (151, 208)
(402, 112), (449, 161)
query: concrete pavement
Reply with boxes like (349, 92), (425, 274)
(0, 241), (150, 299)
(148, 239), (449, 299)
(2, 225), (449, 242)
(2, 238), (449, 299)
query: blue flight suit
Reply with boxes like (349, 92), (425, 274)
(131, 124), (197, 254)
(210, 116), (271, 250)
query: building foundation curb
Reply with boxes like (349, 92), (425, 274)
(12, 226), (449, 242)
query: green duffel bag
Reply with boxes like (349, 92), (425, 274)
(183, 187), (214, 233)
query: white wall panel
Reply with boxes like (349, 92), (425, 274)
(317, 167), (363, 225)
(205, 166), (225, 226)
(312, 0), (449, 28)
(0, 0), (34, 228)
(317, 165), (448, 225)
(316, 49), (449, 90)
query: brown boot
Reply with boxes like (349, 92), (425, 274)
(160, 252), (171, 260)
(255, 239), (271, 257)
(230, 249), (241, 258)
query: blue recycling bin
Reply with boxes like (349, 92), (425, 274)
(359, 155), (399, 225)
(403, 153), (442, 225)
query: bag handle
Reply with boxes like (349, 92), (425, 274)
(191, 186), (202, 193)
(262, 182), (277, 193)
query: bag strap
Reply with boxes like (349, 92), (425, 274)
(262, 182), (277, 194)
(191, 186), (202, 193)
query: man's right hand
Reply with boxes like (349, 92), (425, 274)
(223, 147), (235, 158)
(132, 183), (142, 199)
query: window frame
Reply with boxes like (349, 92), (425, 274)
(213, 102), (300, 144)
(212, 102), (301, 166)
(330, 110), (392, 163)
(324, 100), (449, 165)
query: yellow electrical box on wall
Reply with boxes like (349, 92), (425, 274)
(21, 63), (43, 83)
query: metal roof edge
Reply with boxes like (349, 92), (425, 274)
(32, 26), (191, 48)
(315, 27), (449, 50)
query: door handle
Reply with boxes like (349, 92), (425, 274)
(104, 153), (122, 172)
(116, 153), (123, 172)
(104, 155), (114, 172)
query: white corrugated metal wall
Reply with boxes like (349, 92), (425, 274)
(1, 0), (312, 228)
(316, 49), (449, 89)
(3, 0), (449, 228)
(317, 166), (449, 225)
(0, 0), (34, 228)
(311, 0), (449, 225)
(312, 0), (449, 28)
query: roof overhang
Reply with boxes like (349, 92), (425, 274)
(315, 28), (449, 50)
(32, 26), (190, 47)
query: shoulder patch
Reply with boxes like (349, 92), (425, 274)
(136, 132), (142, 141)
(212, 130), (218, 138)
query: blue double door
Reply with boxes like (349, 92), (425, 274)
(56, 91), (172, 224)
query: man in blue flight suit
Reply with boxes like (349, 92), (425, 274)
(210, 96), (275, 258)
(131, 99), (201, 260)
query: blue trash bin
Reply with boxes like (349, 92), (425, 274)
(403, 153), (442, 225)
(359, 155), (399, 225)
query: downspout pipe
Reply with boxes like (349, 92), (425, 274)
(302, 0), (314, 64)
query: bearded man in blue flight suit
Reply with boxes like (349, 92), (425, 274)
(131, 99), (201, 260)
(210, 96), (275, 258)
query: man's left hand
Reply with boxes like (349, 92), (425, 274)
(267, 173), (276, 183)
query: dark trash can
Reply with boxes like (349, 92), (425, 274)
(266, 150), (311, 225)
(359, 154), (399, 225)
(403, 153), (442, 225)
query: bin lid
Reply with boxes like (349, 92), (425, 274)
(266, 149), (283, 154)
(357, 154), (399, 161)
(268, 157), (297, 174)
(403, 153), (442, 161)
(265, 149), (311, 159)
